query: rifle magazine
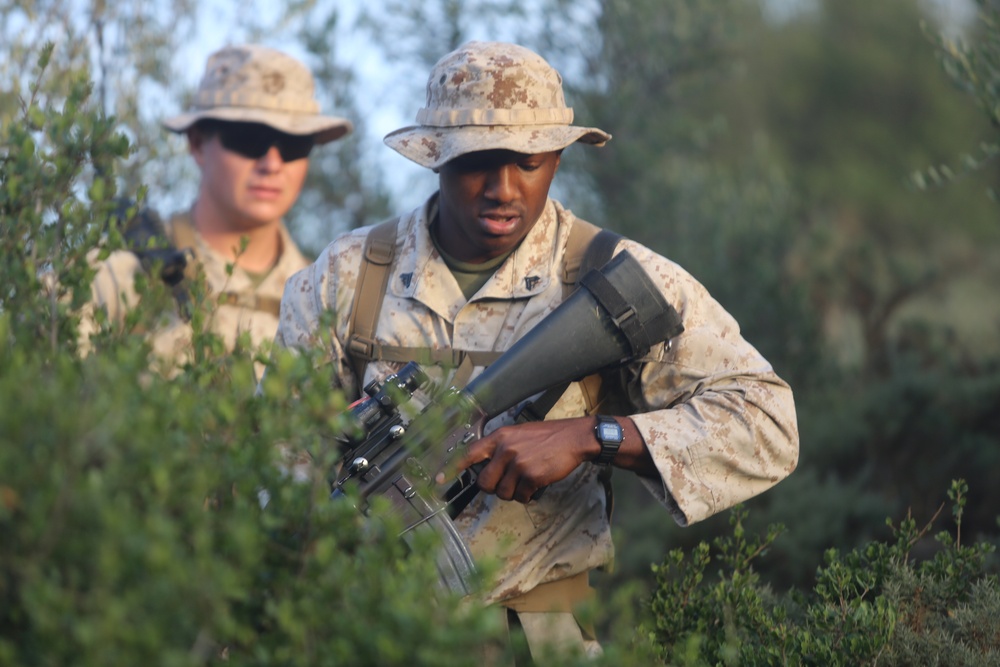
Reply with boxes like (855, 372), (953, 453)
(388, 474), (478, 597)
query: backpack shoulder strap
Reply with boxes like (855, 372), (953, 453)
(343, 217), (506, 389)
(560, 219), (622, 289)
(346, 217), (400, 384)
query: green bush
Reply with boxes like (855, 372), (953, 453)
(644, 481), (1000, 666)
(0, 45), (504, 667)
(0, 322), (518, 667)
(0, 44), (127, 360)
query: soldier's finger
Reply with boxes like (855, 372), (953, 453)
(514, 478), (540, 504)
(473, 464), (497, 495)
(492, 464), (520, 502)
(454, 437), (495, 471)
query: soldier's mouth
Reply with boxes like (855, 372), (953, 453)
(479, 214), (520, 236)
(249, 185), (282, 200)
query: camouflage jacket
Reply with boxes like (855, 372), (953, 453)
(83, 210), (309, 372)
(273, 194), (799, 604)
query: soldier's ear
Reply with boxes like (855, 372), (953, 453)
(187, 127), (208, 166)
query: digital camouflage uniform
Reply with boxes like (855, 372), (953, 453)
(273, 41), (799, 658)
(275, 194), (798, 596)
(82, 44), (351, 372)
(84, 213), (309, 368)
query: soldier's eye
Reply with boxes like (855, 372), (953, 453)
(449, 154), (490, 172)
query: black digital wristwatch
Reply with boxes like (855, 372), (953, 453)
(593, 415), (623, 466)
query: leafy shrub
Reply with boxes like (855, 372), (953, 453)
(0, 44), (504, 667)
(644, 481), (1000, 666)
(0, 323), (520, 667)
(0, 44), (127, 360)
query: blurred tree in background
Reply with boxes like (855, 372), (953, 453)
(0, 0), (199, 203)
(922, 0), (1000, 195)
(732, 0), (1000, 589)
(286, 6), (395, 254)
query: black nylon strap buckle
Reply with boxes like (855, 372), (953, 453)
(580, 269), (654, 357)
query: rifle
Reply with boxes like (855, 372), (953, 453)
(331, 250), (683, 595)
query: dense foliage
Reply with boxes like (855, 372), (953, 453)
(0, 47), (508, 667)
(0, 336), (510, 667)
(644, 482), (1000, 666)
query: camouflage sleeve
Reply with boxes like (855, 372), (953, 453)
(89, 249), (144, 324)
(273, 255), (331, 354)
(618, 241), (799, 527)
(77, 249), (144, 352)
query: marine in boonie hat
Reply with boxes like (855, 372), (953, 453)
(162, 44), (353, 145)
(384, 41), (610, 170)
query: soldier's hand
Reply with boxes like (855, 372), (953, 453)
(452, 418), (600, 503)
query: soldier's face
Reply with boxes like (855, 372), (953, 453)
(189, 124), (310, 231)
(436, 149), (561, 264)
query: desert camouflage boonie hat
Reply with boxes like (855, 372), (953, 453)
(384, 41), (610, 170)
(162, 44), (353, 145)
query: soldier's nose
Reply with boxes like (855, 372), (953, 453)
(484, 164), (517, 202)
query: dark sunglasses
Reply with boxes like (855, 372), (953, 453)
(212, 122), (315, 162)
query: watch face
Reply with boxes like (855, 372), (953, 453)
(598, 421), (623, 443)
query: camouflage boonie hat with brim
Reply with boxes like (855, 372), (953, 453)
(384, 41), (610, 170)
(162, 44), (353, 145)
